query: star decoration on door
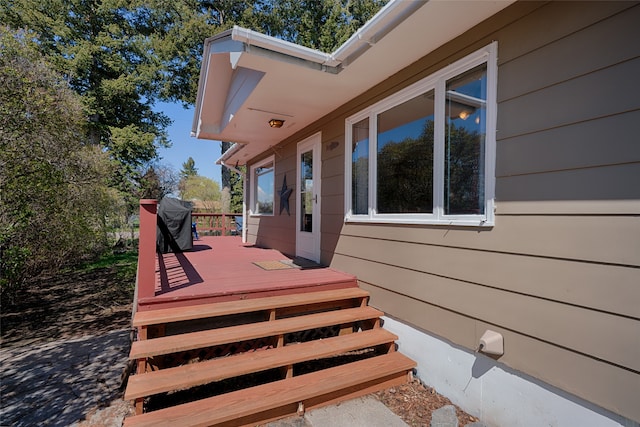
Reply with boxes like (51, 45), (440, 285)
(279, 174), (293, 215)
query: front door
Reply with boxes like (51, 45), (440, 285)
(296, 133), (321, 263)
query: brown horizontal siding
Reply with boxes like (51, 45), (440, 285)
(498, 4), (640, 102)
(334, 234), (639, 319)
(340, 216), (639, 267)
(496, 200), (640, 215)
(360, 282), (640, 422)
(340, 254), (640, 372)
(496, 1), (635, 66)
(320, 175), (343, 201)
(497, 111), (640, 178)
(360, 280), (477, 348)
(322, 156), (344, 186)
(321, 194), (344, 217)
(498, 57), (640, 140)
(496, 163), (640, 203)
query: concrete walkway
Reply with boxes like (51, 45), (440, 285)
(265, 396), (409, 427)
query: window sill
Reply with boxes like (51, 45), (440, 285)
(344, 216), (494, 228)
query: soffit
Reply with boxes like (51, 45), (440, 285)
(193, 0), (515, 166)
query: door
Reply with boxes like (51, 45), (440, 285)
(296, 133), (321, 263)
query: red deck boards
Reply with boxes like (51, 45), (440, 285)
(138, 236), (357, 311)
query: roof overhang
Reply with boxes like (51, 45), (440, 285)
(191, 0), (515, 166)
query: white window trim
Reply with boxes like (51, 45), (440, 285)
(344, 42), (497, 227)
(249, 155), (275, 216)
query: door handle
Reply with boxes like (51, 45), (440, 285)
(314, 194), (318, 204)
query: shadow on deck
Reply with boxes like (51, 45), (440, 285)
(138, 236), (358, 312)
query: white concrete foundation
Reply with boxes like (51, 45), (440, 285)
(383, 316), (638, 427)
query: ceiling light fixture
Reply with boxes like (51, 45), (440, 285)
(269, 119), (285, 128)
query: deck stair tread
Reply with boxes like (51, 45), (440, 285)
(123, 351), (415, 427)
(130, 306), (383, 359)
(125, 328), (398, 400)
(133, 287), (369, 327)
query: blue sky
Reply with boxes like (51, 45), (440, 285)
(154, 101), (223, 186)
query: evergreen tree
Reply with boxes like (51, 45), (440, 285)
(181, 157), (199, 179)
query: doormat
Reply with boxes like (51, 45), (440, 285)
(252, 260), (295, 271)
(280, 258), (322, 269)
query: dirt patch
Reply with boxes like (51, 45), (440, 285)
(1, 261), (134, 348)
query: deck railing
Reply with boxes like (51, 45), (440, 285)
(192, 212), (242, 236)
(135, 199), (159, 306)
(133, 202), (243, 311)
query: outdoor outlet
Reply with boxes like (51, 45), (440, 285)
(478, 330), (504, 356)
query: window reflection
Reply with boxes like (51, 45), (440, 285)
(376, 91), (434, 214)
(255, 163), (274, 214)
(352, 118), (369, 215)
(444, 64), (487, 215)
(300, 151), (313, 232)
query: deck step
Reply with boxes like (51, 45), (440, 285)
(125, 328), (398, 400)
(133, 287), (369, 327)
(130, 306), (383, 360)
(123, 351), (415, 427)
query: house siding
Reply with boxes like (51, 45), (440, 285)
(246, 148), (297, 255)
(245, 1), (640, 422)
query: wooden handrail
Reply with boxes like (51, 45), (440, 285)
(192, 212), (242, 236)
(134, 207), (241, 311)
(136, 199), (158, 303)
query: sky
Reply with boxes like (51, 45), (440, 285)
(154, 101), (223, 186)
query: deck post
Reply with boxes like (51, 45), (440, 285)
(222, 213), (227, 235)
(136, 199), (158, 304)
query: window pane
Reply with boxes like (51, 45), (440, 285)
(444, 64), (487, 215)
(300, 151), (313, 232)
(351, 118), (369, 215)
(255, 163), (274, 214)
(377, 91), (434, 214)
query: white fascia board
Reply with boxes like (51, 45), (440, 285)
(192, 30), (240, 137)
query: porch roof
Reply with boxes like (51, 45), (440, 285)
(191, 0), (515, 166)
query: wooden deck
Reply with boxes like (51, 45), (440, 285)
(127, 202), (414, 425)
(137, 236), (358, 311)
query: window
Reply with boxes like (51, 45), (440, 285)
(345, 43), (497, 226)
(250, 156), (275, 215)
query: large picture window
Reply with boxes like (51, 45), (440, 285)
(345, 43), (497, 226)
(250, 156), (275, 216)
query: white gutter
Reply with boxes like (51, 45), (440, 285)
(231, 26), (332, 66)
(331, 0), (426, 67)
(216, 142), (245, 165)
(229, 0), (426, 70)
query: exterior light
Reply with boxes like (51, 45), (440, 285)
(269, 119), (285, 128)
